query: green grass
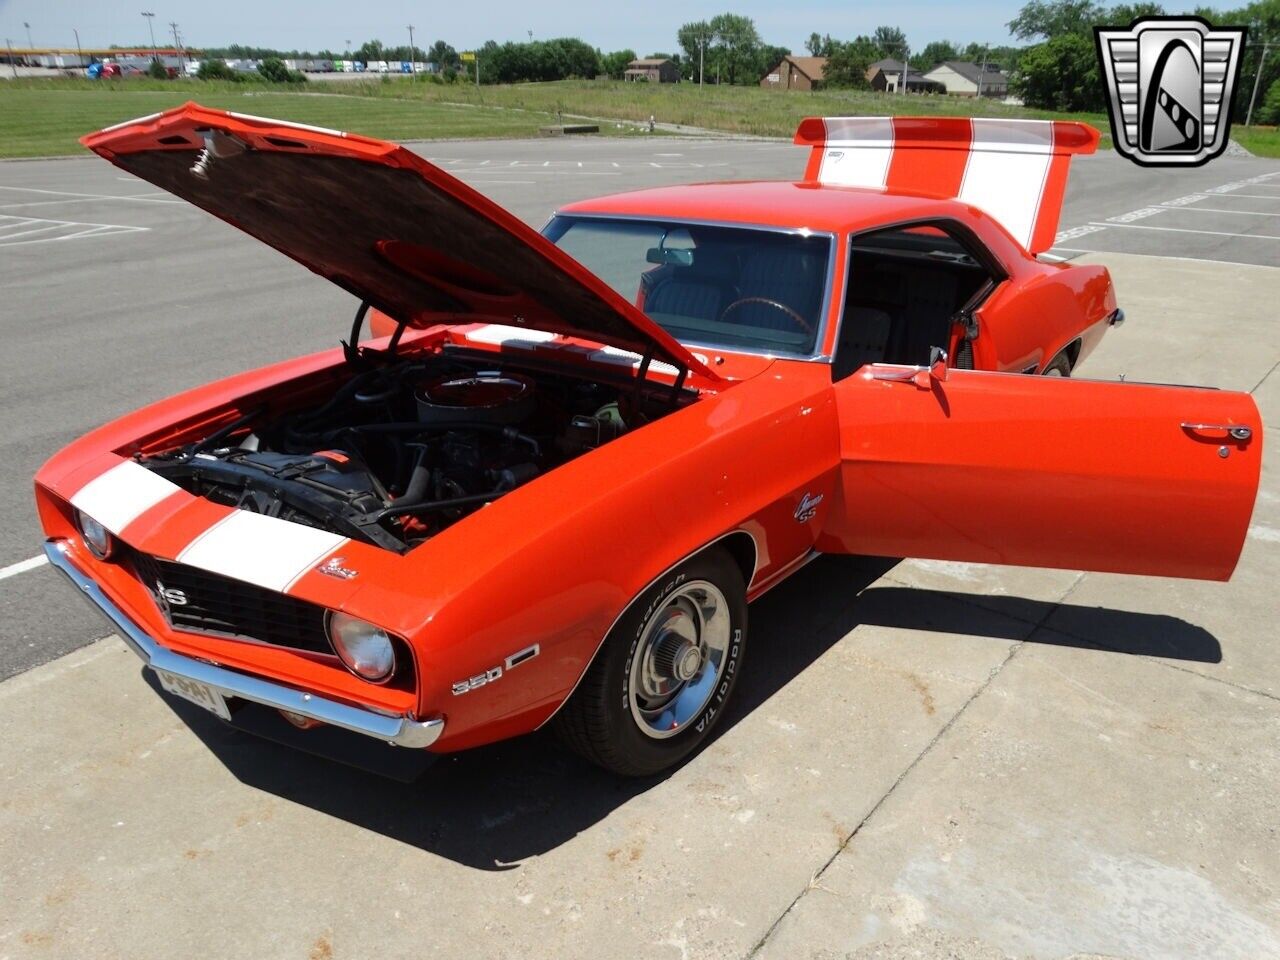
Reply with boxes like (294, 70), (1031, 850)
(4, 76), (1277, 159)
(0, 79), (601, 158)
(360, 76), (1114, 137)
(1233, 125), (1280, 159)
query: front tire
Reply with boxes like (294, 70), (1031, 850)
(554, 547), (747, 776)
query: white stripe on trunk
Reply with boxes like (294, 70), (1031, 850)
(816, 117), (894, 189)
(70, 460), (182, 535)
(177, 510), (348, 593)
(957, 119), (1054, 251)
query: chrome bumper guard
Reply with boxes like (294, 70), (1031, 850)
(44, 540), (444, 749)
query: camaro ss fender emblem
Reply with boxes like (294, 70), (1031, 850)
(794, 492), (823, 523)
(316, 556), (358, 580)
(452, 644), (540, 695)
(156, 582), (188, 606)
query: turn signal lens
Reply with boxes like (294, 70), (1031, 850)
(327, 612), (395, 682)
(75, 510), (115, 560)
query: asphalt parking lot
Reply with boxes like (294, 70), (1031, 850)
(1, 132), (1277, 959)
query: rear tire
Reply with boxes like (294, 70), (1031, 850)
(554, 547), (747, 776)
(1043, 353), (1072, 376)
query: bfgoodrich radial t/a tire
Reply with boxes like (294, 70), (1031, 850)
(554, 547), (747, 776)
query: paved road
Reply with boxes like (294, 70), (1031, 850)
(0, 133), (1278, 960)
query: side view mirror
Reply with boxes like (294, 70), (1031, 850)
(929, 346), (948, 382)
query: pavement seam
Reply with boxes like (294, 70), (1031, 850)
(1247, 357), (1280, 395)
(1141, 657), (1280, 705)
(744, 572), (1085, 959)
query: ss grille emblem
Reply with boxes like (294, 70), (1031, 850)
(156, 581), (188, 606)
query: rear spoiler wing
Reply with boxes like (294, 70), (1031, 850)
(794, 117), (1100, 255)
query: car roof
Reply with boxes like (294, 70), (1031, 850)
(557, 180), (981, 235)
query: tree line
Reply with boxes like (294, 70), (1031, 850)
(1006, 0), (1278, 120)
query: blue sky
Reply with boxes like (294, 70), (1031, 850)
(1, 1), (1030, 55)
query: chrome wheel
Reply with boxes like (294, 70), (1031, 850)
(628, 580), (731, 740)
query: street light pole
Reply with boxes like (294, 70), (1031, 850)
(407, 25), (415, 80)
(1245, 41), (1271, 127)
(23, 22), (33, 51)
(74, 28), (84, 69)
(170, 22), (185, 72)
(977, 44), (989, 98)
(141, 11), (157, 64)
(699, 36), (705, 88)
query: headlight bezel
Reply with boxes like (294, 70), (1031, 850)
(326, 611), (397, 684)
(75, 509), (116, 560)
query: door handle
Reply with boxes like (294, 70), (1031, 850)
(1181, 422), (1252, 441)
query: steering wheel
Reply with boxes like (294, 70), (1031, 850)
(719, 297), (812, 335)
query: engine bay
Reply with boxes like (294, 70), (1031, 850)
(142, 350), (690, 551)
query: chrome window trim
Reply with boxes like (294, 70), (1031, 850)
(543, 212), (839, 364)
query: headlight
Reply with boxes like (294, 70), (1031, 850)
(75, 510), (115, 560)
(327, 612), (395, 682)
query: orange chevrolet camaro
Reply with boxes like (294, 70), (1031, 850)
(36, 105), (1261, 777)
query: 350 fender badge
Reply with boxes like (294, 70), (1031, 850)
(452, 644), (541, 695)
(794, 492), (823, 523)
(316, 556), (358, 580)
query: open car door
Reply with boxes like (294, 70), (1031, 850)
(819, 364), (1261, 580)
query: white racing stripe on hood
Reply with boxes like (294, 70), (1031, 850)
(70, 460), (183, 534)
(177, 510), (348, 593)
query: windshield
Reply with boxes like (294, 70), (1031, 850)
(544, 216), (831, 356)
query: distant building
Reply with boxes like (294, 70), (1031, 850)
(866, 58), (944, 94)
(923, 60), (1010, 97)
(624, 58), (679, 83)
(760, 55), (827, 91)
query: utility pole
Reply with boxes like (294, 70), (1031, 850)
(170, 22), (185, 72)
(141, 11), (157, 64)
(74, 28), (84, 69)
(407, 24), (415, 80)
(1245, 40), (1271, 127)
(6, 39), (17, 78)
(699, 36), (705, 88)
(976, 44), (989, 98)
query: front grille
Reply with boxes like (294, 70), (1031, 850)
(131, 552), (331, 654)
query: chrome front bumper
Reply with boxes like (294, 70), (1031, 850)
(44, 540), (444, 749)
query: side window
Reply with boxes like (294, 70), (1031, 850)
(832, 222), (998, 381)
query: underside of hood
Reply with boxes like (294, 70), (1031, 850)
(82, 103), (716, 381)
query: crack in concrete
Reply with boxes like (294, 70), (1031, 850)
(745, 574), (1085, 959)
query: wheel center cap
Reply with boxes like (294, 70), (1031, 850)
(654, 633), (702, 683)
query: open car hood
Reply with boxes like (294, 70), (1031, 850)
(82, 103), (717, 381)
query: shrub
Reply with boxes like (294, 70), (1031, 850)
(197, 59), (240, 82)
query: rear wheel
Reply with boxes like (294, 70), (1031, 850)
(554, 547), (747, 776)
(1043, 353), (1072, 376)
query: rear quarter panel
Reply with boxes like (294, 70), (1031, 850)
(976, 260), (1115, 374)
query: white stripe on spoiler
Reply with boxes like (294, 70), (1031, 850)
(178, 510), (348, 593)
(795, 116), (1100, 254)
(70, 460), (182, 534)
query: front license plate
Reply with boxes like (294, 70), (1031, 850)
(155, 669), (232, 721)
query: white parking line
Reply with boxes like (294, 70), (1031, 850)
(1160, 205), (1280, 216)
(1087, 221), (1280, 240)
(0, 185), (179, 204)
(0, 214), (148, 247)
(0, 194), (173, 211)
(1194, 193), (1280, 201)
(0, 554), (47, 581)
